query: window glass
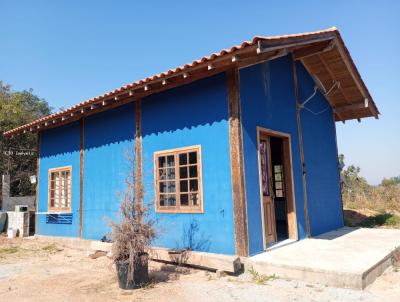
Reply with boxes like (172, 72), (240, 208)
(155, 147), (202, 212)
(48, 167), (72, 212)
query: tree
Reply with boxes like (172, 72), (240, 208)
(0, 81), (52, 197)
(381, 176), (400, 187)
(339, 154), (371, 207)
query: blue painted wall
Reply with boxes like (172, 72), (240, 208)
(38, 122), (81, 237)
(141, 73), (235, 255)
(296, 62), (344, 235)
(36, 55), (342, 254)
(83, 103), (136, 240)
(240, 56), (307, 255)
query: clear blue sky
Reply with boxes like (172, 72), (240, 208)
(1, 1), (399, 184)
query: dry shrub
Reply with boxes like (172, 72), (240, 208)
(343, 184), (400, 213)
(109, 148), (156, 284)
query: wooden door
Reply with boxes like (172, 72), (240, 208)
(259, 136), (277, 245)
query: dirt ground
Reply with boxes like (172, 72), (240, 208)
(1, 236), (400, 302)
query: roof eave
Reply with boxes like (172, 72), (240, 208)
(3, 28), (378, 137)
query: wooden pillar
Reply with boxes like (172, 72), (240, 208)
(35, 132), (40, 234)
(292, 59), (311, 238)
(135, 99), (143, 205)
(226, 68), (248, 257)
(79, 118), (84, 238)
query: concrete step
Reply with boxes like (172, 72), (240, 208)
(244, 227), (400, 289)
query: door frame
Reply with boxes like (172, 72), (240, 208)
(256, 127), (298, 250)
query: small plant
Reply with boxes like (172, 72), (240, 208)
(248, 266), (277, 285)
(41, 243), (63, 253)
(0, 246), (19, 255)
(110, 149), (156, 289)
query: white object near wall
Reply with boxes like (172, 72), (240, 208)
(7, 211), (29, 237)
(7, 227), (17, 238)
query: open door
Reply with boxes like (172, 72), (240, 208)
(258, 128), (298, 249)
(259, 136), (277, 244)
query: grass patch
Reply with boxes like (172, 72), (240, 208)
(344, 210), (400, 228)
(0, 246), (20, 255)
(41, 243), (63, 253)
(359, 213), (400, 228)
(248, 267), (277, 285)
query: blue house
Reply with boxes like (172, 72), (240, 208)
(5, 28), (379, 257)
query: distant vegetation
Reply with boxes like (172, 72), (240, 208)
(339, 154), (400, 228)
(0, 81), (52, 197)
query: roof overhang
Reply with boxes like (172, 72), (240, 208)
(3, 27), (379, 137)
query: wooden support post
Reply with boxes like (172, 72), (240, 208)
(135, 99), (143, 206)
(79, 118), (84, 238)
(35, 132), (40, 235)
(226, 68), (248, 257)
(292, 59), (311, 238)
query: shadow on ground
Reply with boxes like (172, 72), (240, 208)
(344, 210), (400, 228)
(149, 263), (192, 284)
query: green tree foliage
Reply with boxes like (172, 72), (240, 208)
(339, 154), (370, 199)
(0, 81), (52, 196)
(381, 176), (400, 187)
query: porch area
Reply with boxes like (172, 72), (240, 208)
(244, 227), (400, 289)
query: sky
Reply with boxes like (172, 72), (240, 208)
(1, 1), (399, 184)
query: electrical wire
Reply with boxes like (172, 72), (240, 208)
(299, 81), (340, 116)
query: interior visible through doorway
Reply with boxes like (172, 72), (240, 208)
(258, 128), (297, 249)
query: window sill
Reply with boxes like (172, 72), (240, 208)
(155, 208), (204, 214)
(48, 208), (72, 214)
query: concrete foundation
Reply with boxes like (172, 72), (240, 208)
(244, 227), (400, 289)
(35, 235), (241, 273)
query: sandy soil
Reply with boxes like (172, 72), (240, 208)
(0, 236), (400, 302)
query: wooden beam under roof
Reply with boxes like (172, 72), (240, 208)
(334, 100), (368, 113)
(292, 39), (336, 60)
(298, 55), (347, 121)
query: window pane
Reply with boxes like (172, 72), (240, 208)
(167, 181), (176, 193)
(167, 155), (175, 167)
(276, 190), (283, 198)
(158, 156), (166, 168)
(275, 182), (282, 189)
(189, 151), (197, 164)
(180, 180), (188, 192)
(167, 194), (176, 206)
(179, 166), (188, 179)
(260, 141), (270, 196)
(180, 194), (189, 206)
(166, 168), (175, 180)
(159, 181), (167, 193)
(159, 194), (166, 206)
(275, 174), (281, 181)
(179, 153), (187, 165)
(159, 169), (166, 180)
(189, 165), (197, 178)
(274, 165), (282, 173)
(190, 193), (199, 206)
(190, 179), (198, 192)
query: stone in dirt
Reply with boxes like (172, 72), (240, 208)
(88, 250), (107, 259)
(216, 270), (226, 278)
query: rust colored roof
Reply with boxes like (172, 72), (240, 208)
(3, 27), (378, 137)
